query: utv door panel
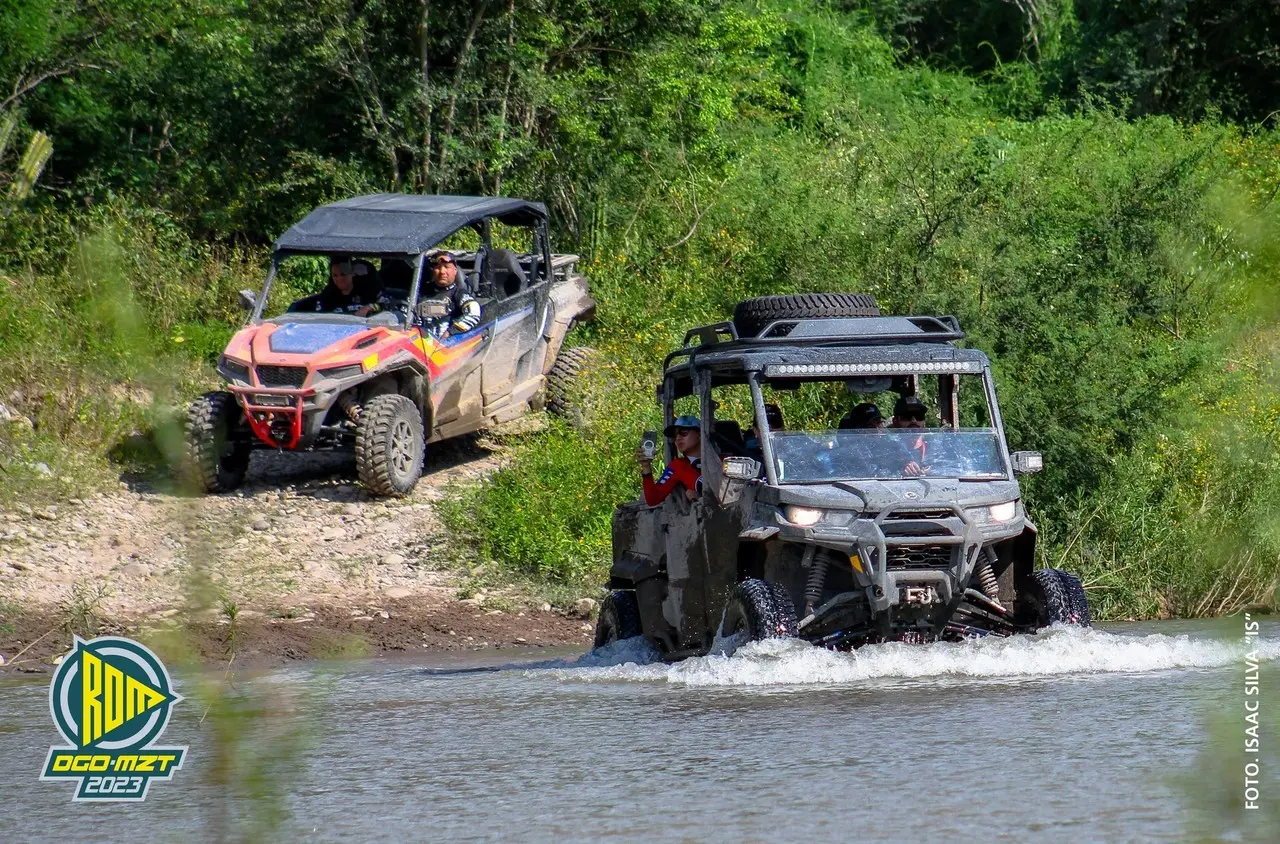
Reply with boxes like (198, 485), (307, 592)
(662, 497), (711, 648)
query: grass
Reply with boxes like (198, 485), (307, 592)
(58, 579), (112, 637)
(0, 599), (19, 635)
(0, 205), (261, 505)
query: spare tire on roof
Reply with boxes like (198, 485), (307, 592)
(733, 293), (880, 337)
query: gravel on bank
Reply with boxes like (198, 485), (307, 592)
(0, 427), (599, 672)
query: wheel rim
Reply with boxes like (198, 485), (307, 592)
(389, 419), (417, 476)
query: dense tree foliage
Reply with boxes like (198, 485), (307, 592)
(1, 0), (1277, 617)
(859, 0), (1280, 123)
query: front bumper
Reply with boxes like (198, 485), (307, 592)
(757, 504), (1012, 627)
(226, 371), (358, 449)
(229, 385), (312, 448)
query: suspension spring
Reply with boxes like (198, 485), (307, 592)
(803, 546), (825, 614)
(338, 394), (362, 424)
(976, 553), (1000, 600)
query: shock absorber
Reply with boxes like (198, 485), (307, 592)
(337, 393), (362, 424)
(976, 550), (1000, 600)
(803, 546), (826, 615)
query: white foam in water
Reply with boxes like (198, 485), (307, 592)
(545, 626), (1280, 687)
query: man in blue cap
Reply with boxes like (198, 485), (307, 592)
(638, 414), (703, 506)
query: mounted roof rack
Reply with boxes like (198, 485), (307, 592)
(663, 314), (965, 372)
(682, 321), (739, 348)
(752, 315), (963, 342)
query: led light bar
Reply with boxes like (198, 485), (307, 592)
(764, 361), (983, 377)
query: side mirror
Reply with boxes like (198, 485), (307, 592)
(1011, 451), (1043, 474)
(722, 456), (761, 481)
(415, 298), (451, 321)
(238, 289), (258, 311)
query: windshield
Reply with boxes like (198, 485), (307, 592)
(738, 370), (1008, 482)
(771, 429), (1006, 482)
(260, 253), (429, 322)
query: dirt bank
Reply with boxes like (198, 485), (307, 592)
(0, 428), (596, 672)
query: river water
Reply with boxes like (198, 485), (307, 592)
(4, 619), (1278, 842)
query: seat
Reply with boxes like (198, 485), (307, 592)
(711, 419), (747, 456)
(488, 248), (528, 296)
(379, 258), (416, 300)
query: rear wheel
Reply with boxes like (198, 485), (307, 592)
(593, 591), (642, 647)
(1027, 569), (1092, 628)
(719, 578), (799, 643)
(355, 394), (424, 497)
(545, 345), (599, 427)
(183, 391), (251, 493)
(733, 293), (880, 337)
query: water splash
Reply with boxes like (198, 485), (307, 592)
(546, 625), (1280, 687)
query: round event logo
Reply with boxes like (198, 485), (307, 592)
(40, 636), (187, 801)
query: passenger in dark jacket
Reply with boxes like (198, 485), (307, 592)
(314, 257), (386, 316)
(419, 251), (482, 338)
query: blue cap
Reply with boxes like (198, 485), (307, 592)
(664, 415), (700, 437)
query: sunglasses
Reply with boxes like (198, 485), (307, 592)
(673, 427), (698, 436)
(901, 409), (926, 421)
(434, 257), (455, 266)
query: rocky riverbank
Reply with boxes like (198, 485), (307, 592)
(0, 432), (596, 672)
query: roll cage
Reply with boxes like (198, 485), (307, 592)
(247, 194), (556, 325)
(656, 315), (1016, 484)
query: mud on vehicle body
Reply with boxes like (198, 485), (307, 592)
(600, 294), (1089, 659)
(186, 195), (596, 496)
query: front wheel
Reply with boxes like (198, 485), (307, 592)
(593, 591), (643, 647)
(183, 391), (251, 493)
(355, 394), (424, 497)
(1026, 568), (1092, 628)
(719, 579), (799, 645)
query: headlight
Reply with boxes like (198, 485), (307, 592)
(218, 355), (251, 383)
(989, 501), (1018, 522)
(318, 364), (363, 380)
(965, 500), (1020, 524)
(783, 505), (824, 527)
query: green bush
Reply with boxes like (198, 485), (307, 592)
(445, 13), (1280, 609)
(0, 204), (261, 498)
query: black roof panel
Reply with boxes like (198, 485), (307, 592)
(273, 194), (547, 256)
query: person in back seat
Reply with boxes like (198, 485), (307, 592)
(839, 402), (883, 429)
(744, 403), (783, 457)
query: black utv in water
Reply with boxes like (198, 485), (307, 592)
(597, 294), (1090, 659)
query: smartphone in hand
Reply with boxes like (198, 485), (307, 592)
(640, 430), (658, 460)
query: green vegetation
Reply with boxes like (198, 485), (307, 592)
(1, 0), (1277, 618)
